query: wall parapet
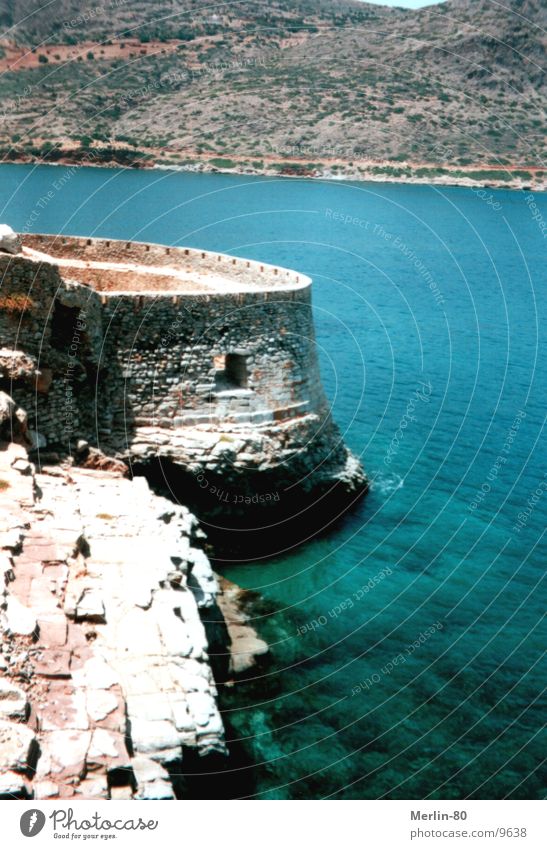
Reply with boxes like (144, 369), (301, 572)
(22, 234), (311, 295)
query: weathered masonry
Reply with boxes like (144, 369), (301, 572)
(0, 233), (366, 550)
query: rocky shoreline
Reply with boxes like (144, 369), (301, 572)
(1, 151), (544, 193)
(0, 227), (364, 798)
(152, 160), (546, 194)
(0, 438), (267, 800)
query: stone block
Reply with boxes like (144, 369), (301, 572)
(186, 691), (217, 727)
(33, 648), (71, 678)
(75, 776), (108, 799)
(130, 755), (170, 787)
(40, 690), (89, 732)
(156, 614), (193, 658)
(108, 785), (133, 800)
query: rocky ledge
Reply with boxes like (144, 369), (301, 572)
(0, 440), (266, 800)
(132, 418), (366, 558)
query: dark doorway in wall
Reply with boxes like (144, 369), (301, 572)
(50, 302), (83, 351)
(214, 353), (248, 390)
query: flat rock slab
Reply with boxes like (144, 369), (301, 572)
(5, 597), (37, 637)
(75, 589), (106, 623)
(87, 729), (128, 775)
(230, 628), (270, 675)
(0, 455), (229, 798)
(71, 656), (118, 690)
(85, 690), (118, 722)
(39, 729), (91, 773)
(0, 769), (28, 799)
(130, 755), (170, 785)
(74, 776), (108, 799)
(33, 779), (60, 800)
(40, 690), (89, 732)
(33, 649), (72, 678)
(129, 719), (182, 759)
(0, 679), (29, 720)
(0, 720), (37, 773)
(135, 779), (176, 800)
(35, 617), (68, 650)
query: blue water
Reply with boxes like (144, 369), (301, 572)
(1, 164), (545, 799)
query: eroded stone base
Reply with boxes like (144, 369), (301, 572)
(125, 415), (367, 558)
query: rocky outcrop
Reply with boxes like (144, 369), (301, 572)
(0, 442), (228, 800)
(0, 226), (21, 255)
(0, 350), (37, 384)
(0, 391), (29, 447)
(136, 416), (365, 556)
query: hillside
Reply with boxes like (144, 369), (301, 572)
(0, 0), (545, 185)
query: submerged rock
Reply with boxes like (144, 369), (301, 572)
(216, 576), (270, 678)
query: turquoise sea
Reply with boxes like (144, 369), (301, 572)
(0, 164), (545, 799)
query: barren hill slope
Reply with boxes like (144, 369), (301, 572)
(0, 0), (544, 177)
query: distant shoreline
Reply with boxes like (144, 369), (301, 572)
(1, 148), (545, 193)
(154, 160), (545, 193)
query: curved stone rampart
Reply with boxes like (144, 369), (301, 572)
(0, 233), (366, 554)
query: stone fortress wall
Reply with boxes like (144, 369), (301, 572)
(1, 235), (324, 441)
(0, 233), (365, 539)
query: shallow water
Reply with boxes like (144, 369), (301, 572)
(1, 164), (545, 798)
